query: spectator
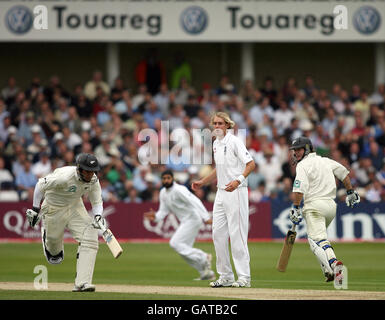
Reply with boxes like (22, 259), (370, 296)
(353, 90), (370, 124)
(247, 162), (265, 190)
(260, 77), (277, 108)
(370, 83), (385, 105)
(84, 70), (111, 101)
(15, 160), (37, 200)
(31, 152), (52, 178)
(249, 96), (274, 126)
(1, 76), (20, 105)
(365, 179), (383, 203)
(143, 99), (164, 129)
(154, 83), (171, 118)
(170, 51), (192, 90)
(0, 156), (14, 187)
(240, 79), (256, 108)
(258, 147), (282, 194)
(110, 77), (127, 103)
(135, 48), (166, 96)
(367, 141), (384, 171)
(273, 100), (294, 135)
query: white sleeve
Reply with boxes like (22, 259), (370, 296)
(92, 203), (103, 216)
(88, 180), (103, 207)
(32, 184), (44, 208)
(292, 164), (308, 194)
(326, 158), (349, 181)
(155, 192), (169, 222)
(234, 137), (254, 165)
(177, 186), (211, 222)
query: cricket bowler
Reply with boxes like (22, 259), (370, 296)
(26, 153), (106, 292)
(289, 136), (360, 284)
(144, 170), (215, 281)
(192, 112), (255, 288)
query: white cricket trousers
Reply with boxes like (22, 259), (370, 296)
(40, 199), (99, 287)
(303, 199), (337, 242)
(212, 187), (250, 281)
(169, 217), (209, 276)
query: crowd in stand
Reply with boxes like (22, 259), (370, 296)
(1, 52), (385, 204)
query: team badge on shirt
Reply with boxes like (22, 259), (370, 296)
(68, 186), (77, 193)
(293, 180), (301, 188)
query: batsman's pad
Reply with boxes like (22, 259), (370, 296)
(276, 228), (297, 272)
(308, 237), (333, 276)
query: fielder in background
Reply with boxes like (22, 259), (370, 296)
(192, 112), (256, 288)
(26, 153), (106, 292)
(144, 170), (215, 281)
(289, 137), (360, 284)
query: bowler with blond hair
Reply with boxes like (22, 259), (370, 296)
(192, 112), (255, 288)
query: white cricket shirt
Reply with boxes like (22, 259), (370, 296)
(155, 182), (210, 223)
(213, 132), (254, 189)
(292, 153), (349, 204)
(36, 166), (102, 208)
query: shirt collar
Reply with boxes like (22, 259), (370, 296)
(217, 131), (231, 144)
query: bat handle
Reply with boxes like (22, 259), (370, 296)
(291, 224), (297, 232)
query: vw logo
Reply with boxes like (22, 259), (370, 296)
(180, 6), (208, 35)
(6, 6), (33, 35)
(353, 6), (381, 35)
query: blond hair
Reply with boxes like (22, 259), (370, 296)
(210, 111), (235, 129)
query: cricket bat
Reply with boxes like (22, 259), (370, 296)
(98, 223), (123, 259)
(276, 224), (297, 272)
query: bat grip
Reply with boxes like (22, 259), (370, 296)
(291, 224), (297, 232)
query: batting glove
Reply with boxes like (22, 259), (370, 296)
(92, 214), (107, 230)
(346, 189), (360, 208)
(26, 207), (41, 228)
(289, 205), (303, 225)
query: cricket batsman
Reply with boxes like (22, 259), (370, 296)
(289, 137), (360, 284)
(26, 153), (106, 292)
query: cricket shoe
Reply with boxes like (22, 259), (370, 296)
(72, 283), (96, 292)
(198, 270), (216, 281)
(324, 272), (334, 282)
(232, 278), (251, 288)
(210, 278), (234, 288)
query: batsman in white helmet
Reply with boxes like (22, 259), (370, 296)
(144, 170), (215, 281)
(289, 137), (360, 283)
(26, 153), (106, 292)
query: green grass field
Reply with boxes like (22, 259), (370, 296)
(0, 241), (385, 299)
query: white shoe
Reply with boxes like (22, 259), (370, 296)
(210, 278), (234, 288)
(72, 283), (96, 292)
(200, 270), (216, 281)
(232, 278), (251, 288)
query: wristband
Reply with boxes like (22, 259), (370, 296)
(347, 189), (354, 195)
(293, 205), (299, 209)
(237, 175), (245, 185)
(32, 206), (40, 214)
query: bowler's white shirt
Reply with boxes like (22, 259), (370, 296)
(292, 153), (349, 204)
(155, 183), (210, 223)
(213, 132), (254, 189)
(37, 166), (102, 208)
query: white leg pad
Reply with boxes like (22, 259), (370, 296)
(75, 227), (98, 287)
(308, 237), (333, 276)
